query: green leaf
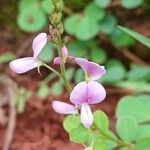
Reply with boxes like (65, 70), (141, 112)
(93, 110), (109, 132)
(38, 42), (55, 62)
(99, 15), (117, 35)
(116, 81), (150, 93)
(116, 117), (138, 142)
(127, 64), (150, 81)
(101, 60), (126, 84)
(51, 81), (63, 95)
(135, 138), (150, 150)
(0, 52), (15, 64)
(116, 95), (150, 123)
(84, 3), (105, 22)
(37, 84), (49, 98)
(121, 0), (144, 9)
(91, 48), (107, 64)
(110, 28), (135, 48)
(64, 14), (81, 35)
(118, 26), (150, 48)
(74, 69), (84, 84)
(63, 115), (81, 133)
(76, 16), (99, 40)
(93, 135), (106, 150)
(95, 0), (111, 8)
(136, 125), (150, 141)
(17, 5), (46, 32)
(68, 41), (87, 57)
(66, 68), (75, 81)
(93, 134), (117, 150)
(19, 0), (38, 10)
(41, 0), (55, 14)
(69, 126), (89, 144)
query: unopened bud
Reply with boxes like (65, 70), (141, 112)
(62, 36), (70, 45)
(51, 29), (59, 43)
(51, 12), (62, 25)
(55, 0), (63, 11)
(56, 22), (64, 34)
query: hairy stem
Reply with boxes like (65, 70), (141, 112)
(56, 35), (72, 93)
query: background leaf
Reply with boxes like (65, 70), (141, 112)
(0, 52), (15, 64)
(116, 117), (138, 142)
(121, 0), (144, 9)
(116, 95), (150, 123)
(17, 5), (46, 32)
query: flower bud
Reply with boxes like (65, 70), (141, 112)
(51, 12), (62, 25)
(62, 36), (70, 45)
(51, 29), (59, 43)
(55, 0), (63, 11)
(56, 22), (64, 34)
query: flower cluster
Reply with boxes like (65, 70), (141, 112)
(53, 58), (106, 128)
(9, 33), (106, 128)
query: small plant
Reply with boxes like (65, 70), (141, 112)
(9, 0), (150, 150)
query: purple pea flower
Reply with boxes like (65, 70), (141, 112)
(52, 81), (106, 128)
(75, 58), (106, 81)
(9, 33), (47, 74)
(53, 46), (68, 65)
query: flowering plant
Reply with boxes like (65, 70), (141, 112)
(9, 0), (150, 150)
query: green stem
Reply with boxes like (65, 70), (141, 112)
(43, 63), (61, 78)
(56, 35), (72, 93)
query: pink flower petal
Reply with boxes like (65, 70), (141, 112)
(53, 57), (60, 65)
(87, 81), (106, 104)
(9, 57), (38, 74)
(70, 81), (88, 105)
(32, 33), (47, 58)
(75, 58), (106, 80)
(52, 101), (77, 115)
(80, 103), (93, 128)
(62, 46), (68, 58)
